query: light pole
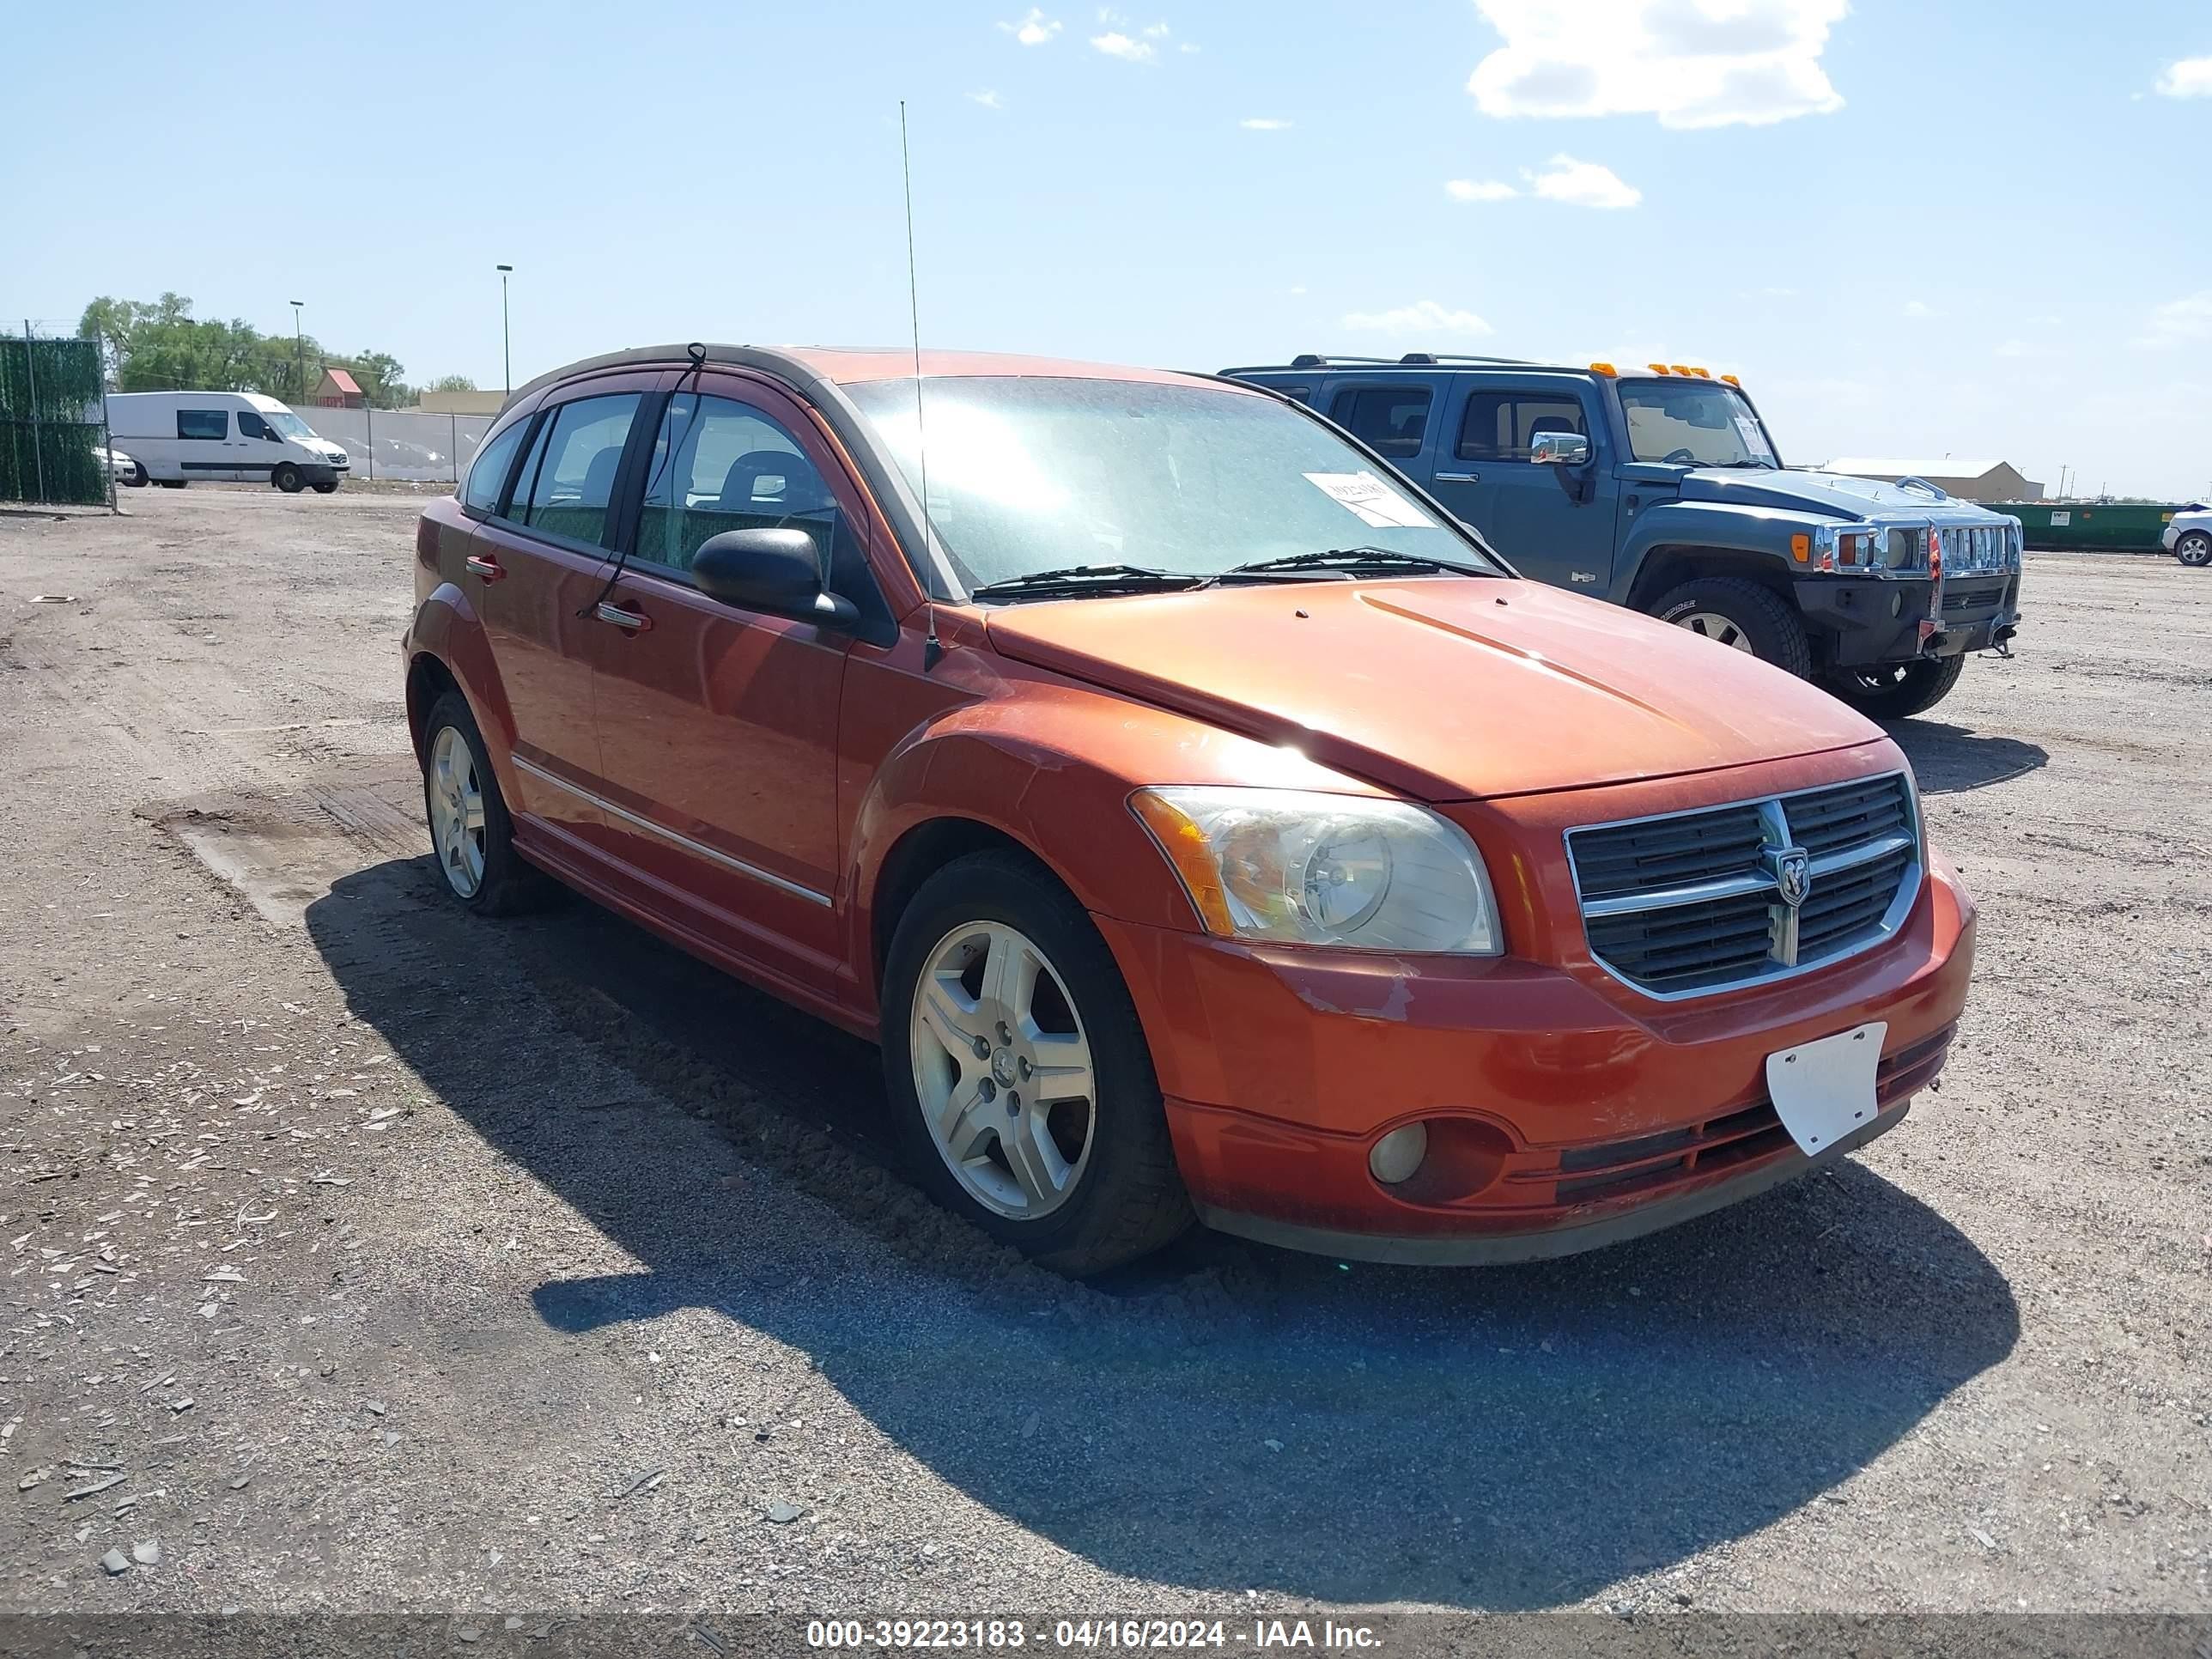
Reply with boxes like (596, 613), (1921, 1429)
(290, 301), (305, 401)
(495, 264), (514, 397)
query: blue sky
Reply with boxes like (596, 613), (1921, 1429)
(9, 1), (2209, 497)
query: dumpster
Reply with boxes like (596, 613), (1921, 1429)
(1994, 501), (2190, 553)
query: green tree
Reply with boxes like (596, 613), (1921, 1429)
(333, 350), (411, 409)
(428, 374), (477, 393)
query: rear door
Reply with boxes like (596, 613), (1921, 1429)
(1323, 380), (1441, 487)
(1439, 377), (1615, 591)
(579, 373), (867, 993)
(459, 374), (659, 841)
(173, 404), (248, 483)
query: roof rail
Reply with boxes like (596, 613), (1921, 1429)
(1220, 352), (1540, 374)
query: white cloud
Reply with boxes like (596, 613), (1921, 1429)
(1903, 300), (1936, 319)
(1091, 30), (1156, 60)
(2156, 57), (2212, 97)
(1343, 299), (1494, 337)
(1445, 178), (1519, 201)
(2142, 291), (2212, 343)
(1468, 0), (1847, 129)
(1289, 285), (1309, 295)
(1144, 20), (1171, 37)
(1524, 154), (1641, 208)
(1178, 40), (1200, 52)
(1993, 339), (2047, 360)
(999, 8), (1061, 46)
(968, 89), (1006, 109)
(1241, 117), (1294, 131)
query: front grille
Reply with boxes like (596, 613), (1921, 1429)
(1939, 523), (2014, 573)
(1566, 773), (1920, 997)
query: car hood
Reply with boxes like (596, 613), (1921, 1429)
(1680, 466), (2007, 523)
(982, 579), (1883, 803)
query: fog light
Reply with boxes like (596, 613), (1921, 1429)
(1890, 592), (1903, 617)
(1369, 1122), (1429, 1185)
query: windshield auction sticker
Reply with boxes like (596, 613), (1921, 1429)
(1303, 470), (1437, 529)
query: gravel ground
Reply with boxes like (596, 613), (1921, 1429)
(1, 486), (2207, 1618)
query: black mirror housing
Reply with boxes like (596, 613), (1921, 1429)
(690, 527), (859, 627)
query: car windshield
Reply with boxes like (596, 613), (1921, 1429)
(264, 409), (317, 441)
(1618, 380), (1779, 467)
(842, 376), (1500, 593)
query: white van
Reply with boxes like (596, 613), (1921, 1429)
(106, 391), (352, 494)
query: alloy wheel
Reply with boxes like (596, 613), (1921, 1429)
(1674, 610), (1756, 652)
(908, 921), (1097, 1219)
(427, 725), (488, 898)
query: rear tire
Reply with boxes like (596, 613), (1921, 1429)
(1822, 654), (1966, 720)
(156, 478), (186, 489)
(2177, 532), (2212, 568)
(125, 462), (147, 488)
(273, 464), (303, 494)
(1650, 576), (1813, 677)
(881, 850), (1192, 1275)
(418, 691), (554, 915)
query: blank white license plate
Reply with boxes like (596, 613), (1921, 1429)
(1765, 1021), (1887, 1157)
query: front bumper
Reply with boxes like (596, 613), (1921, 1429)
(1096, 851), (1974, 1264)
(1796, 574), (2021, 666)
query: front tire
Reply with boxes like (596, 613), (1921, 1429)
(1822, 654), (1966, 719)
(1650, 576), (1812, 677)
(418, 691), (551, 915)
(311, 481), (338, 495)
(881, 851), (1192, 1274)
(273, 463), (303, 494)
(2177, 532), (2212, 568)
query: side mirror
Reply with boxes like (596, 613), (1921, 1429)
(1529, 430), (1591, 467)
(690, 527), (859, 627)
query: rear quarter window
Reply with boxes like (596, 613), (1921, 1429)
(461, 420), (529, 515)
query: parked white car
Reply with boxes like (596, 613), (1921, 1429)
(105, 391), (350, 493)
(2166, 505), (2211, 568)
(95, 446), (147, 487)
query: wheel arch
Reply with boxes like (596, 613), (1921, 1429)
(1624, 541), (1801, 613)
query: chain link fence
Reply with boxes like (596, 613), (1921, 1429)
(1, 322), (112, 507)
(284, 404), (495, 485)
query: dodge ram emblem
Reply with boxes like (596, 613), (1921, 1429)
(1775, 848), (1812, 908)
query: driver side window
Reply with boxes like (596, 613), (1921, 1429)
(635, 394), (840, 574)
(239, 410), (273, 441)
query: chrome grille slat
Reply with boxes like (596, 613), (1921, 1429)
(1565, 773), (1922, 1000)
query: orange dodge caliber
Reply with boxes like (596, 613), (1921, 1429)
(403, 345), (1975, 1273)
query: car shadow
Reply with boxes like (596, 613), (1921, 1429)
(306, 856), (2019, 1610)
(1886, 717), (2048, 795)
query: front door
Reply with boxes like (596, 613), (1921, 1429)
(463, 380), (654, 836)
(582, 375), (857, 994)
(1437, 380), (1616, 592)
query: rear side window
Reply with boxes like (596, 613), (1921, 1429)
(462, 420), (529, 514)
(1457, 392), (1588, 460)
(177, 409), (228, 441)
(514, 392), (641, 545)
(1332, 386), (1431, 457)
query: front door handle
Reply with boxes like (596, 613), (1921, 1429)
(1432, 471), (1480, 484)
(595, 601), (652, 634)
(464, 553), (505, 581)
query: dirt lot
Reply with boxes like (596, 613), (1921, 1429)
(1, 486), (2207, 1619)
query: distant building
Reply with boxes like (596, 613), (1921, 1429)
(310, 367), (365, 410)
(1820, 457), (2043, 504)
(414, 388), (506, 417)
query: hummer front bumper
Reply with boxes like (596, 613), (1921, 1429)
(1796, 574), (2022, 668)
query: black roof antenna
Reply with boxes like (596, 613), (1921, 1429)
(901, 100), (943, 672)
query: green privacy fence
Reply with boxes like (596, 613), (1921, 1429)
(0, 330), (109, 506)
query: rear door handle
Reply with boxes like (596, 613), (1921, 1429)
(464, 553), (505, 581)
(595, 601), (652, 633)
(1432, 471), (1480, 484)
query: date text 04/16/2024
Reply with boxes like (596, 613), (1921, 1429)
(804, 1620), (1384, 1650)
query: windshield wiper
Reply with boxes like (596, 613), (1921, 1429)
(967, 563), (1208, 601)
(1213, 546), (1494, 581)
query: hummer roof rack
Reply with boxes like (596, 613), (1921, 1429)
(1217, 352), (1540, 373)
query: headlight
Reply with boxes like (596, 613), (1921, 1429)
(1129, 787), (1502, 955)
